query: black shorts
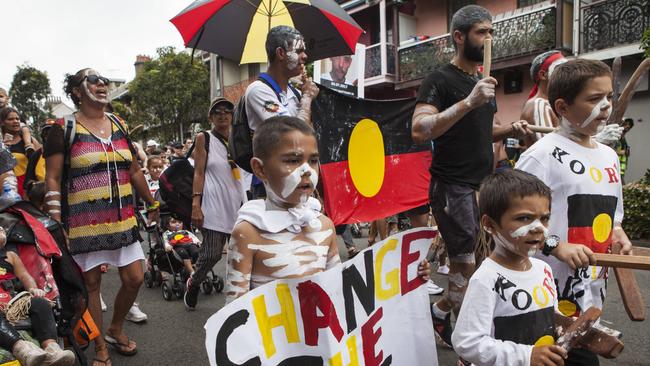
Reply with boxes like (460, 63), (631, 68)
(404, 204), (430, 217)
(429, 177), (479, 258)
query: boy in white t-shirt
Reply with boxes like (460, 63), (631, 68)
(453, 170), (567, 366)
(516, 59), (633, 365)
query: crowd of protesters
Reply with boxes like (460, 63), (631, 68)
(0, 4), (641, 366)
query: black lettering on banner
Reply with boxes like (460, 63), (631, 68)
(215, 309), (261, 366)
(493, 273), (517, 301)
(277, 356), (324, 366)
(570, 160), (585, 175)
(342, 250), (376, 333)
(551, 146), (569, 164)
(511, 289), (533, 311)
(380, 355), (393, 366)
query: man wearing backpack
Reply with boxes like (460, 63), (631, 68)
(185, 97), (247, 310)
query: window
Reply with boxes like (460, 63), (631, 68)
(518, 0), (547, 8)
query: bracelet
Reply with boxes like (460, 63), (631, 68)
(192, 192), (203, 197)
(146, 201), (160, 212)
(45, 191), (61, 198)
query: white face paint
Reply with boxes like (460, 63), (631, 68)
(280, 162), (318, 198)
(557, 116), (586, 142)
(491, 219), (547, 258)
(547, 58), (567, 79)
(511, 219), (548, 238)
(82, 69), (109, 104)
(580, 96), (611, 128)
(285, 38), (305, 71)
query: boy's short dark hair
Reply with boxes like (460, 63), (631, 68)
(479, 170), (551, 224)
(548, 59), (612, 115)
(253, 116), (316, 160)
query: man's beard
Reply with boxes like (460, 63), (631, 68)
(464, 38), (484, 62)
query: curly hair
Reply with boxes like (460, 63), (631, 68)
(63, 68), (91, 107)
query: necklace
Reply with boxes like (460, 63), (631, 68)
(450, 61), (479, 80)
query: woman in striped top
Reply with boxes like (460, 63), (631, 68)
(44, 69), (159, 366)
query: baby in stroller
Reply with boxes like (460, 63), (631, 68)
(162, 216), (200, 278)
(0, 226), (74, 366)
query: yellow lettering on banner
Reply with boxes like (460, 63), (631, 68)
(589, 167), (603, 183)
(374, 239), (399, 300)
(532, 285), (549, 307)
(252, 283), (300, 358)
(329, 336), (359, 366)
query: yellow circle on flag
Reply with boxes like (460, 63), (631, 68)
(592, 213), (612, 243)
(534, 335), (555, 347)
(348, 119), (385, 198)
(558, 300), (577, 317)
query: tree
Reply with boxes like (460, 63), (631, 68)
(9, 65), (52, 131)
(128, 47), (210, 143)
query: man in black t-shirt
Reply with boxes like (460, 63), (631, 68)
(411, 5), (533, 350)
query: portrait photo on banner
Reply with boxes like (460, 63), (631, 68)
(204, 227), (438, 366)
(314, 44), (365, 98)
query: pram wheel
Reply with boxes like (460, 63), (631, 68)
(173, 282), (185, 299)
(162, 281), (173, 301)
(213, 276), (224, 293)
(201, 280), (213, 295)
(144, 271), (154, 288)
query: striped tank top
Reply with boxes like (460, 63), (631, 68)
(64, 115), (139, 255)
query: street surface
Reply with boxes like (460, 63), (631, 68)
(88, 234), (650, 366)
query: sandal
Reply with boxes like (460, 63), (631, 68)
(94, 344), (112, 366)
(347, 247), (360, 259)
(104, 334), (137, 356)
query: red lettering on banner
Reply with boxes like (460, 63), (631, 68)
(604, 166), (619, 183)
(362, 307), (384, 366)
(297, 280), (344, 346)
(400, 230), (436, 295)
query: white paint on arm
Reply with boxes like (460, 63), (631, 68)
(224, 237), (253, 304)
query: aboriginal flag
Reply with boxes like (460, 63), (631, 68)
(567, 194), (618, 254)
(313, 87), (431, 225)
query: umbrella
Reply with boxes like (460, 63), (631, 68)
(170, 0), (363, 64)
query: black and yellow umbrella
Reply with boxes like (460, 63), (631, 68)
(170, 0), (363, 64)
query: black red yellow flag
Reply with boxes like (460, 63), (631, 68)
(313, 87), (431, 225)
(567, 194), (618, 254)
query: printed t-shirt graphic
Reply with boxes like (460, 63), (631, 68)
(312, 87), (431, 225)
(516, 132), (623, 318)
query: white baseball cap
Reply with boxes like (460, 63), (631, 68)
(147, 139), (158, 147)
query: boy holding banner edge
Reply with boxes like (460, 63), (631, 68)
(223, 116), (431, 303)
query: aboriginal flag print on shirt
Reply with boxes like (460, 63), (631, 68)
(567, 194), (617, 254)
(312, 86), (431, 225)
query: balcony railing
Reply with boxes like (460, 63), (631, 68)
(365, 43), (397, 79)
(581, 0), (650, 53)
(398, 3), (557, 83)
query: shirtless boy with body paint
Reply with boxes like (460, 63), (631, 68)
(224, 116), (430, 302)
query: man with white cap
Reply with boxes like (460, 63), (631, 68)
(145, 140), (159, 155)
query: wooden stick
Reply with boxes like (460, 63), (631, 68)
(632, 245), (650, 257)
(555, 314), (624, 359)
(556, 306), (602, 352)
(611, 57), (622, 112)
(483, 39), (492, 78)
(594, 253), (650, 270)
(528, 125), (556, 134)
(607, 58), (650, 125)
(612, 242), (646, 321)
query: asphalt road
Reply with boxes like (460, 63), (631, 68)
(88, 234), (650, 366)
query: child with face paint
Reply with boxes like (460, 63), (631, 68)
(516, 59), (632, 365)
(224, 116), (431, 303)
(453, 170), (567, 366)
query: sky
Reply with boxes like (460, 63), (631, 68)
(1, 0), (188, 105)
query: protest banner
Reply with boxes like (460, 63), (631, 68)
(205, 227), (439, 366)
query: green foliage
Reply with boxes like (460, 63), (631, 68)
(110, 100), (132, 122)
(622, 169), (650, 240)
(642, 26), (650, 58)
(9, 65), (52, 131)
(128, 47), (210, 143)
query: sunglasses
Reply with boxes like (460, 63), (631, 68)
(84, 74), (110, 85)
(211, 108), (233, 115)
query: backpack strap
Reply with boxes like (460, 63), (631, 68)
(105, 113), (130, 140)
(186, 131), (210, 160)
(61, 114), (76, 229)
(258, 73), (302, 103)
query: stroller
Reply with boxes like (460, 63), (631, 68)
(0, 200), (88, 365)
(139, 211), (224, 301)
